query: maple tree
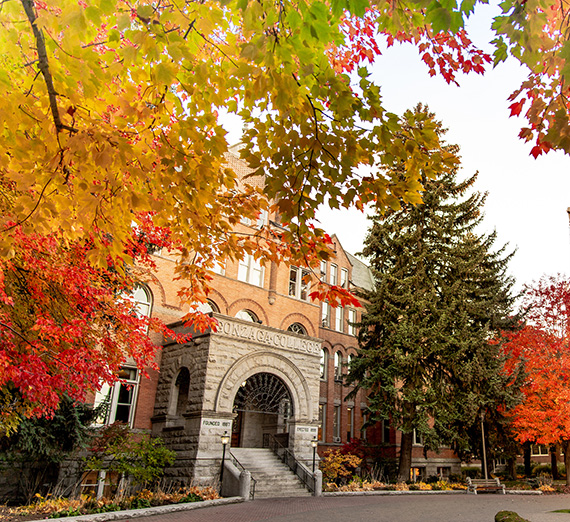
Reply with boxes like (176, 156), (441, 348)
(0, 221), (190, 435)
(1, 0), (569, 425)
(503, 275), (570, 485)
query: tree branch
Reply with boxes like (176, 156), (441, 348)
(20, 0), (77, 134)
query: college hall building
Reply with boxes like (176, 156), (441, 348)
(88, 150), (461, 491)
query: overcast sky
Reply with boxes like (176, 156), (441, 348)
(223, 3), (570, 292)
(316, 3), (570, 292)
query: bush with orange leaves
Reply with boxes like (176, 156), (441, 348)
(320, 450), (362, 485)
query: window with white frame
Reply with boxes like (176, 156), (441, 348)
(531, 444), (549, 456)
(333, 405), (341, 441)
(321, 303), (330, 328)
(413, 429), (424, 445)
(347, 407), (354, 441)
(289, 266), (310, 300)
(348, 309), (357, 336)
(320, 349), (328, 379)
(330, 264), (338, 285)
(341, 268), (348, 289)
(131, 285), (152, 319)
(334, 351), (342, 380)
(335, 306), (344, 332)
(237, 254), (264, 287)
(320, 260), (327, 281)
(319, 403), (326, 441)
(212, 262), (225, 275)
(94, 367), (139, 427)
(347, 353), (353, 373)
(235, 309), (260, 323)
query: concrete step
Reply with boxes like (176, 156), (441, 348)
(228, 447), (313, 499)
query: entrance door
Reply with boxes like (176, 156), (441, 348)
(232, 372), (293, 448)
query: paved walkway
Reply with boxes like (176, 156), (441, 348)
(137, 494), (570, 522)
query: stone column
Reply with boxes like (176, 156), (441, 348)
(192, 412), (235, 485)
(287, 420), (320, 461)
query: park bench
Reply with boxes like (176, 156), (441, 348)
(466, 477), (506, 494)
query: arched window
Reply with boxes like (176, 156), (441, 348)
(131, 285), (152, 319)
(320, 349), (328, 380)
(175, 368), (190, 416)
(287, 322), (307, 335)
(235, 309), (260, 323)
(196, 299), (219, 314)
(347, 354), (354, 371)
(334, 351), (343, 380)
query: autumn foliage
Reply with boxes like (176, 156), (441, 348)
(2, 0), (570, 429)
(0, 221), (191, 434)
(503, 275), (570, 484)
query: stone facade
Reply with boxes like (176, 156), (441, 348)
(151, 315), (322, 484)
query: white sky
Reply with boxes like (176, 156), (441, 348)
(316, 3), (570, 292)
(223, 3), (570, 292)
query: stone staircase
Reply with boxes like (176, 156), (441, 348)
(229, 447), (313, 499)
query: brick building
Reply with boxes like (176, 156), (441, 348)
(90, 149), (460, 487)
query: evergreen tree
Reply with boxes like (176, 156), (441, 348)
(347, 130), (522, 481)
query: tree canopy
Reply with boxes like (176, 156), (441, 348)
(347, 125), (521, 481)
(503, 275), (570, 485)
(1, 0), (568, 425)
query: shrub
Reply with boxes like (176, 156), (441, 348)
(495, 511), (531, 522)
(320, 450), (362, 485)
(462, 467), (480, 479)
(84, 424), (175, 493)
(531, 464), (551, 477)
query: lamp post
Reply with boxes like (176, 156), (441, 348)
(480, 412), (488, 480)
(220, 431), (230, 491)
(311, 438), (318, 473)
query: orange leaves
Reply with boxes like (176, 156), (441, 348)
(503, 276), (570, 445)
(0, 224), (188, 428)
(309, 282), (361, 308)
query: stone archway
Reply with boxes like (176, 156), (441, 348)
(232, 372), (293, 448)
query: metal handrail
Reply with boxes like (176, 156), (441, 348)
(228, 451), (257, 499)
(265, 434), (315, 493)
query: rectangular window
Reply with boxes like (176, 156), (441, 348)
(347, 407), (354, 441)
(256, 209), (268, 228)
(531, 444), (549, 456)
(238, 254), (264, 287)
(319, 404), (326, 442)
(362, 414), (367, 441)
(413, 429), (423, 446)
(383, 420), (391, 443)
(348, 309), (357, 336)
(341, 268), (348, 289)
(289, 266), (309, 300)
(213, 262), (225, 276)
(94, 367), (139, 427)
(333, 405), (341, 441)
(335, 306), (344, 332)
(330, 264), (338, 285)
(320, 260), (327, 282)
(321, 303), (330, 328)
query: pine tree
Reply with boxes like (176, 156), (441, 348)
(347, 131), (522, 481)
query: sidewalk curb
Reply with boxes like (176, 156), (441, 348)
(323, 489), (543, 497)
(27, 497), (245, 522)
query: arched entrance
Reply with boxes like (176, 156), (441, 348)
(232, 372), (293, 448)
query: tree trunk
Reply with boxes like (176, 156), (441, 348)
(523, 442), (532, 477)
(550, 445), (559, 480)
(507, 457), (516, 480)
(563, 441), (570, 487)
(397, 431), (413, 482)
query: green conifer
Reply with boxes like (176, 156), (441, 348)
(347, 120), (522, 481)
